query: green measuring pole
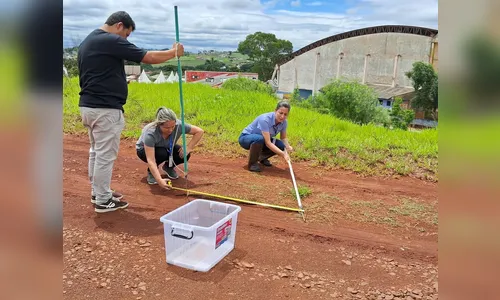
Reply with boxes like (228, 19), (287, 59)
(174, 6), (188, 177)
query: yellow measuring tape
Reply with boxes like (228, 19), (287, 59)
(167, 182), (305, 213)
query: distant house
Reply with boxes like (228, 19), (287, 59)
(124, 65), (141, 76)
(410, 119), (438, 129)
(365, 84), (414, 109)
(364, 83), (437, 128)
(185, 70), (258, 83)
(197, 74), (258, 87)
(126, 74), (138, 83)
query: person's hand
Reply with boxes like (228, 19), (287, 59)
(283, 151), (290, 162)
(172, 42), (185, 57)
(286, 145), (293, 152)
(158, 178), (171, 190)
(178, 146), (192, 157)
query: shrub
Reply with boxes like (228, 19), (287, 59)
(302, 79), (387, 125)
(390, 97), (415, 130)
(221, 76), (273, 95)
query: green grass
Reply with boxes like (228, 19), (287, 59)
(290, 186), (312, 200)
(158, 56), (206, 67)
(304, 193), (341, 224)
(344, 197), (437, 229)
(388, 198), (438, 225)
(63, 77), (438, 179)
(157, 52), (251, 67)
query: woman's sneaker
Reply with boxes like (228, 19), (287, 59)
(94, 198), (129, 213)
(260, 159), (272, 166)
(162, 165), (179, 179)
(147, 170), (157, 184)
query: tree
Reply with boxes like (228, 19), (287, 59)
(405, 62), (438, 120)
(203, 58), (225, 71)
(141, 64), (155, 72)
(237, 32), (293, 81)
(193, 58), (224, 71)
(239, 62), (255, 72)
(313, 79), (388, 125)
(390, 97), (415, 130)
(63, 58), (78, 77)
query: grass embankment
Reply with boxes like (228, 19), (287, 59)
(63, 77), (438, 180)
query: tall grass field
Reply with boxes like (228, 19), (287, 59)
(63, 77), (438, 180)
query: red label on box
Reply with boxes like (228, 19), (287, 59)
(215, 219), (232, 249)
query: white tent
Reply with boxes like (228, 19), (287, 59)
(166, 71), (175, 83)
(138, 70), (152, 83)
(154, 71), (167, 84)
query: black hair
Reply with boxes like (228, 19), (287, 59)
(276, 100), (291, 111)
(105, 11), (136, 31)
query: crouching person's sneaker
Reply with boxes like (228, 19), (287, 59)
(147, 171), (157, 185)
(162, 165), (179, 179)
(94, 198), (129, 213)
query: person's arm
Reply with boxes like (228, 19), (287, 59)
(112, 38), (184, 64)
(144, 146), (170, 189)
(257, 116), (289, 160)
(186, 125), (204, 153)
(178, 125), (204, 157)
(142, 42), (185, 64)
(262, 131), (289, 161)
(280, 131), (293, 152)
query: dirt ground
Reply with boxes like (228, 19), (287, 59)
(63, 134), (438, 300)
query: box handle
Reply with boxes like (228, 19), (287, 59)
(171, 227), (194, 240)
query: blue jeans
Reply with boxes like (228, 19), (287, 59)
(238, 133), (285, 151)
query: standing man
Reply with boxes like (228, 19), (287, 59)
(78, 11), (185, 213)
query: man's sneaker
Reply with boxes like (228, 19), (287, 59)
(162, 165), (179, 179)
(147, 171), (157, 185)
(91, 191), (123, 204)
(94, 198), (129, 213)
(111, 190), (123, 200)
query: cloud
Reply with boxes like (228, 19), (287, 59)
(262, 0), (283, 9)
(291, 0), (301, 7)
(306, 1), (323, 6)
(352, 0), (438, 26)
(63, 0), (438, 52)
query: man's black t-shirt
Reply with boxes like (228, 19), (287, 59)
(77, 29), (147, 111)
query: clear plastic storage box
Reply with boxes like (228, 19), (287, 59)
(159, 199), (242, 272)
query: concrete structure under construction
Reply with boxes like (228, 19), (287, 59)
(276, 25), (438, 102)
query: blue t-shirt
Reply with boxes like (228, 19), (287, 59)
(241, 112), (287, 138)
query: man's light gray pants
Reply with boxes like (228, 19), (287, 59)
(80, 107), (125, 204)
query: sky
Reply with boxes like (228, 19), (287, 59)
(63, 0), (438, 52)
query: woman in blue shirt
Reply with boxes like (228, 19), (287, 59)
(238, 101), (293, 172)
